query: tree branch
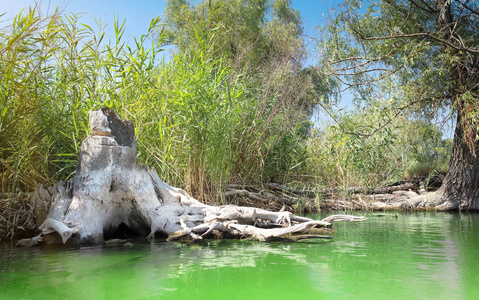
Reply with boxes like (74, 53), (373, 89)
(409, 0), (435, 13)
(358, 32), (479, 54)
(337, 66), (404, 89)
(335, 68), (391, 76)
(331, 49), (402, 72)
(459, 0), (479, 16)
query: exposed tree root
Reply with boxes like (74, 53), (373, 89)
(399, 188), (460, 211)
(17, 108), (367, 246)
(166, 214), (364, 243)
(221, 176), (444, 213)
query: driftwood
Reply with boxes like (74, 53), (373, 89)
(19, 107), (366, 246)
(222, 176), (443, 212)
(0, 193), (36, 242)
(39, 218), (72, 244)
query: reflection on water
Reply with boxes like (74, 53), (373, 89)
(1, 212), (479, 299)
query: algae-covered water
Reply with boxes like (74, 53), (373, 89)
(1, 212), (479, 299)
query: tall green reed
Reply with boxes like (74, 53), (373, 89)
(0, 7), (163, 193)
(0, 8), (310, 204)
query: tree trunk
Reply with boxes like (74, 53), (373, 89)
(440, 111), (479, 209)
(406, 112), (479, 210)
(20, 108), (365, 246)
(405, 0), (479, 211)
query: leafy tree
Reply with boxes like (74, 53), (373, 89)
(0, 6), (312, 201)
(161, 0), (334, 118)
(162, 0), (304, 70)
(319, 0), (479, 209)
(306, 98), (450, 190)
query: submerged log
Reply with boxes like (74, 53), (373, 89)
(22, 107), (366, 246)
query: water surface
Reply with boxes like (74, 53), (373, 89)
(1, 212), (479, 299)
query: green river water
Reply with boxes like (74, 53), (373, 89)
(1, 212), (479, 299)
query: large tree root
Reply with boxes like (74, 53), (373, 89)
(18, 108), (366, 246)
(399, 188), (460, 211)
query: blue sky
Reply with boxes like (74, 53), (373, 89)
(1, 0), (456, 137)
(2, 0), (169, 42)
(2, 0), (338, 51)
(1, 0), (341, 70)
(1, 0), (347, 127)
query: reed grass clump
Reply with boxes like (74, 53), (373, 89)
(0, 8), (310, 203)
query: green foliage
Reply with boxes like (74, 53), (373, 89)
(0, 7), (310, 202)
(305, 104), (451, 189)
(5, 0), (461, 205)
(162, 0), (304, 70)
(318, 0), (479, 143)
(132, 49), (310, 199)
(402, 121), (451, 178)
(161, 1), (332, 118)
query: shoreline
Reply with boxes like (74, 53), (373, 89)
(0, 176), (451, 243)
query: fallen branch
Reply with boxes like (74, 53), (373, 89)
(39, 218), (73, 244)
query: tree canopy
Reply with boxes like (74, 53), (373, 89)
(162, 0), (343, 121)
(162, 0), (304, 70)
(319, 0), (478, 139)
(318, 0), (479, 209)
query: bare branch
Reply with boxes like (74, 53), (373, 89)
(399, 1), (413, 31)
(335, 68), (391, 76)
(459, 0), (479, 16)
(329, 48), (402, 72)
(324, 95), (433, 139)
(409, 0), (435, 13)
(358, 32), (479, 54)
(340, 66), (404, 88)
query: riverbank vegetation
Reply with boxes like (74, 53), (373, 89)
(0, 2), (315, 199)
(2, 0), (471, 241)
